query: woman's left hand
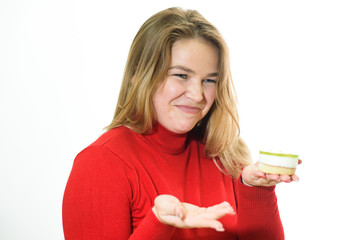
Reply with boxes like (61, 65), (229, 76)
(241, 160), (302, 187)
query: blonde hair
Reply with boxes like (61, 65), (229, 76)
(107, 7), (251, 178)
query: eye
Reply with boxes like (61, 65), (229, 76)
(203, 79), (217, 84)
(173, 74), (188, 79)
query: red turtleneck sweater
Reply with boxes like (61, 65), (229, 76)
(62, 124), (284, 239)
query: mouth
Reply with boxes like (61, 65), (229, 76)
(176, 105), (202, 114)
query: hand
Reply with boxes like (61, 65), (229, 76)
(152, 194), (235, 232)
(241, 159), (302, 187)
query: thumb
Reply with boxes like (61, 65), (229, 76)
(154, 195), (184, 218)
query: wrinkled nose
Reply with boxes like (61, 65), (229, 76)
(186, 80), (204, 102)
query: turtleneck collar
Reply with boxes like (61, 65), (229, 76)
(140, 123), (188, 154)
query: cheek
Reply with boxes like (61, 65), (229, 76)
(153, 89), (165, 117)
(167, 78), (183, 93)
(153, 82), (180, 113)
(204, 87), (216, 105)
(162, 80), (184, 102)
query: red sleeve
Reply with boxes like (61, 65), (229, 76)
(62, 146), (175, 240)
(234, 176), (284, 240)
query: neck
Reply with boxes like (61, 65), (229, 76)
(141, 122), (188, 154)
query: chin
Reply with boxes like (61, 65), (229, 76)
(172, 122), (197, 134)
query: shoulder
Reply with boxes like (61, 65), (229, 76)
(89, 126), (137, 148)
(69, 127), (142, 193)
(65, 129), (140, 206)
(85, 126), (142, 157)
(74, 126), (140, 170)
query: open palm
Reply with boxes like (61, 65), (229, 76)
(152, 195), (235, 232)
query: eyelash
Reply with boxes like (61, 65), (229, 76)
(173, 74), (217, 84)
(173, 74), (188, 79)
(204, 79), (217, 84)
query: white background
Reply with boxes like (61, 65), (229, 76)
(1, 0), (359, 239)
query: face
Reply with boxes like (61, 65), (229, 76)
(153, 38), (219, 134)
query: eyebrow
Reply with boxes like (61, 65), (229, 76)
(169, 65), (218, 77)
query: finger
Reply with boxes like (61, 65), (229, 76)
(176, 204), (184, 219)
(298, 159), (302, 165)
(205, 202), (236, 219)
(261, 179), (280, 186)
(217, 201), (236, 215)
(291, 174), (300, 182)
(266, 173), (281, 182)
(185, 218), (225, 231)
(279, 174), (291, 182)
(154, 195), (183, 218)
(256, 170), (266, 179)
(208, 220), (225, 232)
(181, 207), (226, 231)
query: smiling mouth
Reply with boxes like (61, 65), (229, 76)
(176, 105), (201, 114)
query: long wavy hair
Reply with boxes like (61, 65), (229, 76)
(106, 7), (251, 178)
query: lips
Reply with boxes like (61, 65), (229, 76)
(176, 105), (202, 114)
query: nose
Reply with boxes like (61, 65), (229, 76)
(186, 79), (204, 102)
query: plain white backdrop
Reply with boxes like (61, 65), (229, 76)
(1, 0), (359, 239)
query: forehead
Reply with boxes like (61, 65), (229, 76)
(170, 39), (219, 72)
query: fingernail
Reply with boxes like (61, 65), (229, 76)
(215, 227), (225, 232)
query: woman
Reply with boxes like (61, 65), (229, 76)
(62, 7), (299, 239)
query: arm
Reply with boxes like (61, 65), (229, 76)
(62, 146), (175, 240)
(233, 160), (302, 240)
(234, 179), (284, 240)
